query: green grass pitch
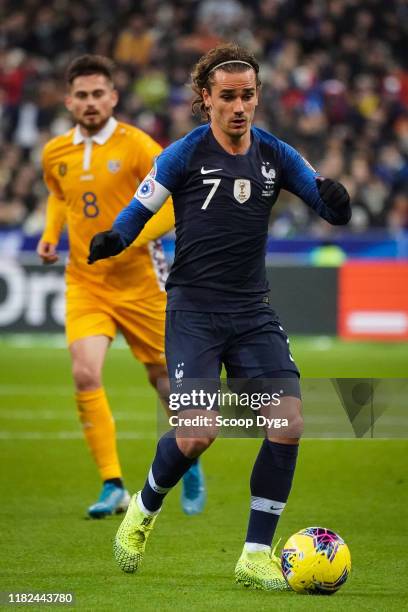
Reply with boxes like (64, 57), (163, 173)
(0, 335), (407, 611)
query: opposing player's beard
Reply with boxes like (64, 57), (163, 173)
(78, 115), (109, 135)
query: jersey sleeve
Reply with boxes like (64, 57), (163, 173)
(113, 137), (188, 245)
(41, 193), (66, 244)
(131, 129), (163, 180)
(41, 144), (66, 244)
(278, 140), (348, 224)
(134, 197), (175, 246)
(42, 143), (65, 200)
(148, 138), (189, 192)
(126, 129), (177, 245)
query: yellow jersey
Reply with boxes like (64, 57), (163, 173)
(41, 117), (174, 298)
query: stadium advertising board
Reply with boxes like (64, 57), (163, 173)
(339, 261), (408, 340)
(0, 260), (339, 334)
(0, 259), (65, 331)
(2, 259), (407, 339)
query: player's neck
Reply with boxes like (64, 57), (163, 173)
(210, 124), (251, 155)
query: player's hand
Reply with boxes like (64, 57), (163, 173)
(37, 240), (59, 265)
(316, 177), (350, 210)
(88, 230), (125, 264)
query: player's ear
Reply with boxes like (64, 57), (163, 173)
(255, 88), (260, 107)
(202, 87), (211, 110)
(65, 94), (73, 112)
(111, 88), (119, 109)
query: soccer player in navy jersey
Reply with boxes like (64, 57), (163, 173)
(88, 44), (351, 590)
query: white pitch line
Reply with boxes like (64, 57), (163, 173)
(0, 334), (132, 349)
(0, 431), (157, 440)
(0, 409), (156, 421)
(0, 385), (155, 398)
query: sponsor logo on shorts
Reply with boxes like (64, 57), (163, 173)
(175, 362), (184, 388)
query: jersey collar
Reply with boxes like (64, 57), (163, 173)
(72, 117), (118, 145)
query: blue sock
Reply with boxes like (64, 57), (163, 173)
(141, 432), (195, 512)
(245, 440), (299, 547)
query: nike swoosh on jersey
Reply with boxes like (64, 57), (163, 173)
(201, 167), (223, 174)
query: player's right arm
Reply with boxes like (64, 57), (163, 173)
(88, 180), (171, 264)
(37, 144), (67, 265)
(37, 193), (66, 264)
(88, 139), (185, 264)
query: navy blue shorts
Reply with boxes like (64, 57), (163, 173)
(165, 308), (300, 400)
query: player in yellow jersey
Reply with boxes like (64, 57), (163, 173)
(36, 55), (206, 518)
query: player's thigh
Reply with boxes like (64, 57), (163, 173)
(65, 282), (117, 348)
(166, 311), (223, 451)
(69, 335), (111, 375)
(224, 308), (301, 403)
(113, 294), (167, 366)
(165, 310), (224, 399)
(225, 308), (299, 379)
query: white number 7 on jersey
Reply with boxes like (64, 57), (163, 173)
(201, 178), (221, 210)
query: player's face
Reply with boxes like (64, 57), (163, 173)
(65, 74), (118, 134)
(203, 69), (259, 141)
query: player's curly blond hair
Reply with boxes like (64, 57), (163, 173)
(191, 43), (261, 120)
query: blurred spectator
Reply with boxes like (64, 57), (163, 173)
(0, 0), (406, 236)
(388, 191), (408, 230)
(114, 15), (155, 69)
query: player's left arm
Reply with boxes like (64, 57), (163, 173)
(279, 141), (351, 225)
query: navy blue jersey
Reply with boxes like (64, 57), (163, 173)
(114, 124), (350, 312)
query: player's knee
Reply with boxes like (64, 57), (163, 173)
(177, 436), (215, 458)
(72, 362), (102, 391)
(266, 410), (304, 442)
(278, 397), (304, 439)
(145, 363), (168, 389)
(288, 410), (304, 439)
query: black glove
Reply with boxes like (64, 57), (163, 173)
(316, 177), (350, 210)
(88, 230), (125, 264)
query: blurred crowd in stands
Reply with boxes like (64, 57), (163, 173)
(0, 0), (407, 237)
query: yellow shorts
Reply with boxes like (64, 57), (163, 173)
(65, 281), (166, 365)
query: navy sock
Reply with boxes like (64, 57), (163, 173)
(246, 440), (299, 547)
(141, 432), (195, 511)
(104, 477), (123, 489)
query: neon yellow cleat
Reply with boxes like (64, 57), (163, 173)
(113, 492), (158, 574)
(235, 547), (290, 591)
